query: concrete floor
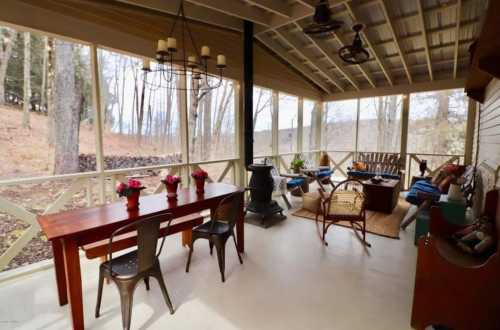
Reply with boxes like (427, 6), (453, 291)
(0, 198), (418, 330)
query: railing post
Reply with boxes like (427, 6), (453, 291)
(178, 71), (190, 186)
(464, 98), (477, 166)
(90, 44), (106, 204)
(234, 82), (246, 186)
(400, 94), (410, 188)
(272, 90), (279, 167)
(314, 101), (323, 165)
(297, 97), (303, 153)
(355, 98), (360, 158)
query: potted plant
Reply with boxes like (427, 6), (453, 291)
(161, 175), (181, 200)
(191, 169), (208, 194)
(290, 155), (305, 174)
(115, 178), (145, 210)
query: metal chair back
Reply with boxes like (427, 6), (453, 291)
(107, 213), (173, 274)
(210, 193), (241, 231)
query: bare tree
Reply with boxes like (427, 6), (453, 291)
(0, 28), (16, 104)
(22, 32), (31, 128)
(52, 40), (81, 174)
(46, 38), (55, 146)
(40, 36), (48, 110)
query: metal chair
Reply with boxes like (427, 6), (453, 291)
(185, 193), (243, 282)
(316, 179), (371, 247)
(95, 214), (175, 330)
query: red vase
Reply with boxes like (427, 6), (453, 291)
(195, 178), (205, 194)
(126, 189), (141, 210)
(165, 181), (179, 200)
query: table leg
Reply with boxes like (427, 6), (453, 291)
(181, 229), (192, 247)
(236, 193), (244, 253)
(52, 239), (68, 306)
(62, 239), (84, 330)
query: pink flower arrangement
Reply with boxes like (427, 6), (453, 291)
(191, 169), (208, 180)
(115, 179), (144, 197)
(163, 175), (181, 185)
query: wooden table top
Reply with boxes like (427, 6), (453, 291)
(38, 183), (243, 241)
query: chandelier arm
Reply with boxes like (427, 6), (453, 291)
(184, 10), (201, 60)
(168, 0), (183, 38)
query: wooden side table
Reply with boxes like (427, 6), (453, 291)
(362, 179), (401, 213)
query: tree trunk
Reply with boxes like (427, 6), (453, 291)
(136, 72), (146, 142)
(40, 36), (48, 110)
(188, 78), (201, 157)
(0, 28), (16, 105)
(46, 38), (55, 146)
(202, 82), (212, 160)
(52, 40), (81, 174)
(436, 91), (451, 153)
(22, 32), (31, 129)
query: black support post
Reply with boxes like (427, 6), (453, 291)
(243, 20), (254, 168)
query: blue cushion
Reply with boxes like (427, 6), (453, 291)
(317, 169), (333, 178)
(406, 180), (441, 205)
(287, 178), (305, 189)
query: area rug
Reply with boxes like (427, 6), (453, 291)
(292, 199), (410, 239)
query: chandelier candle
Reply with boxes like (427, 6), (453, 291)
(167, 37), (177, 51)
(201, 46), (210, 58)
(217, 54), (226, 67)
(142, 59), (150, 71)
(157, 39), (167, 52)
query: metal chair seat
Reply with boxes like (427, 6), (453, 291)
(101, 251), (147, 279)
(193, 220), (230, 235)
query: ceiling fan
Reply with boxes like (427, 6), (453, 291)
(338, 23), (370, 64)
(302, 0), (344, 39)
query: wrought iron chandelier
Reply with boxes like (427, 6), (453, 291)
(142, 0), (227, 98)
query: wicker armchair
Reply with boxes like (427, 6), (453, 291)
(316, 179), (371, 247)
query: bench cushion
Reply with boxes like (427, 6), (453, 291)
(347, 170), (400, 180)
(82, 213), (204, 259)
(317, 169), (333, 178)
(406, 180), (441, 205)
(287, 178), (305, 189)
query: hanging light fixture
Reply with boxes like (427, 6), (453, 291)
(338, 24), (370, 65)
(142, 0), (227, 98)
(302, 0), (344, 39)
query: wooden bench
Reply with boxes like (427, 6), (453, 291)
(82, 213), (204, 259)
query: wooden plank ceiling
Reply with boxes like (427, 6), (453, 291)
(114, 0), (488, 97)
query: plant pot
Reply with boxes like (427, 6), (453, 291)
(194, 178), (205, 194)
(126, 189), (141, 210)
(163, 180), (179, 200)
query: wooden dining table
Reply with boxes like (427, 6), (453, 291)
(37, 182), (245, 330)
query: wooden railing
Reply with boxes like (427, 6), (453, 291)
(0, 158), (237, 275)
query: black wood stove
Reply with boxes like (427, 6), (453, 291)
(245, 164), (284, 226)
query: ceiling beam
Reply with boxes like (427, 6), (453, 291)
(274, 29), (345, 92)
(256, 0), (365, 35)
(324, 78), (466, 101)
(186, 0), (271, 26)
(345, 2), (393, 86)
(257, 34), (332, 94)
(453, 0), (462, 79)
(243, 0), (291, 18)
(295, 22), (363, 90)
(294, 0), (315, 9)
(372, 18), (478, 48)
(416, 0), (433, 80)
(115, 0), (242, 31)
(379, 0), (412, 84)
